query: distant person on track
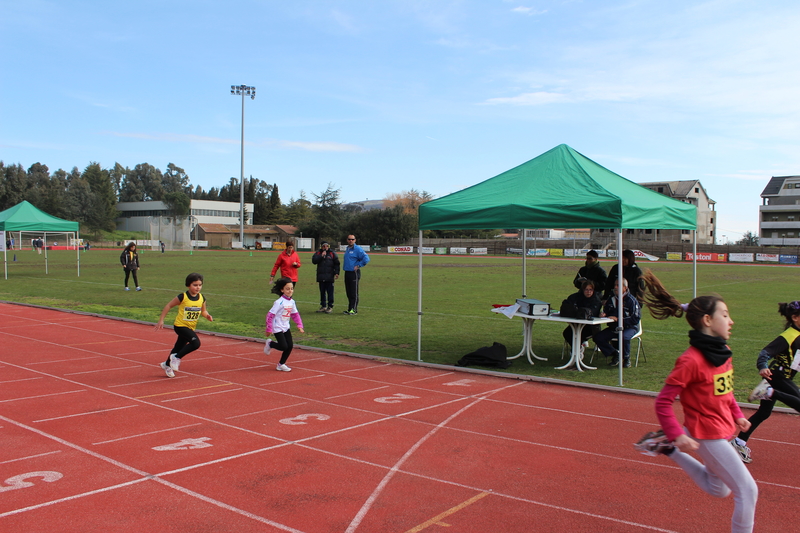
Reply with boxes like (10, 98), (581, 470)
(731, 301), (800, 464)
(120, 242), (142, 291)
(312, 241), (340, 313)
(155, 272), (213, 378)
(269, 239), (301, 288)
(265, 277), (304, 372)
(634, 270), (757, 533)
(573, 249), (607, 294)
(342, 234), (369, 315)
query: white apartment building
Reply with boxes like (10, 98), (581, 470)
(116, 199), (254, 232)
(759, 175), (800, 246)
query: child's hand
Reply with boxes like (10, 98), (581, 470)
(735, 417), (751, 433)
(674, 434), (698, 453)
(154, 321), (164, 331)
(206, 314), (213, 322)
(298, 328), (305, 333)
(759, 368), (772, 379)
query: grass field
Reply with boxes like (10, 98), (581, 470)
(0, 247), (793, 400)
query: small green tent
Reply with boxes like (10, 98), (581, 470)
(416, 144), (699, 385)
(0, 201), (81, 279)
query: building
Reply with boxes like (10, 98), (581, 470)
(116, 199), (254, 232)
(633, 180), (717, 244)
(195, 224), (300, 249)
(759, 175), (800, 246)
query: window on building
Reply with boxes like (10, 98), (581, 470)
(695, 187), (699, 193)
(772, 216), (779, 221)
(789, 216), (796, 221)
(658, 187), (664, 193)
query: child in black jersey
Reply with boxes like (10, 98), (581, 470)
(155, 273), (213, 377)
(731, 301), (800, 463)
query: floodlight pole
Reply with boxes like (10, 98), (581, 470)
(230, 84), (255, 247)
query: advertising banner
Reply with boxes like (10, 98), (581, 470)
(388, 246), (414, 253)
(780, 255), (798, 264)
(450, 247), (468, 255)
(632, 250), (660, 262)
(666, 252), (683, 261)
(420, 247), (435, 254)
(685, 252), (727, 262)
(435, 247), (448, 254)
(526, 249), (550, 257)
(756, 253), (779, 262)
(469, 247), (488, 255)
(728, 253), (754, 263)
(548, 248), (564, 257)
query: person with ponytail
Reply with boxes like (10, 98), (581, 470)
(634, 270), (758, 533)
(730, 301), (800, 463)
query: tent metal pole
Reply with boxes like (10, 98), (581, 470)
(76, 231), (80, 277)
(693, 231), (697, 299)
(417, 230), (423, 361)
(44, 233), (49, 275)
(521, 229), (527, 298)
(617, 229), (624, 387)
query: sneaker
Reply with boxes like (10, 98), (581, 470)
(623, 359), (631, 369)
(634, 429), (675, 456)
(169, 353), (181, 372)
(160, 362), (175, 378)
(343, 310), (355, 315)
(609, 357), (619, 366)
(136, 287), (142, 291)
(124, 287), (130, 291)
(748, 379), (772, 402)
(316, 306), (326, 313)
(325, 307), (332, 314)
(263, 342), (273, 355)
(276, 363), (292, 372)
(731, 439), (753, 464)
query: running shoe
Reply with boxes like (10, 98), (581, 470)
(316, 306), (326, 313)
(731, 439), (752, 464)
(325, 307), (332, 314)
(160, 362), (175, 378)
(124, 287), (130, 291)
(169, 353), (181, 372)
(276, 363), (292, 372)
(634, 429), (675, 456)
(748, 379), (772, 402)
(136, 287), (142, 291)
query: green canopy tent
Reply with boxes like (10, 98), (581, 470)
(417, 144), (698, 385)
(0, 200), (81, 279)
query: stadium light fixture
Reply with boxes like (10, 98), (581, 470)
(230, 84), (256, 246)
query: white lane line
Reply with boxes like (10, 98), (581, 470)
(92, 423), (204, 445)
(33, 405), (139, 423)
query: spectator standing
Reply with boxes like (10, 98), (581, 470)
(269, 239), (301, 287)
(120, 242), (142, 291)
(573, 250), (607, 294)
(311, 241), (340, 313)
(342, 234), (370, 315)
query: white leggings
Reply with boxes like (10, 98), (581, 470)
(669, 436), (758, 533)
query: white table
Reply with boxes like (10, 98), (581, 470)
(491, 308), (613, 371)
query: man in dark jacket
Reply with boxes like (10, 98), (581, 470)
(311, 242), (340, 313)
(573, 250), (607, 294)
(594, 278), (641, 368)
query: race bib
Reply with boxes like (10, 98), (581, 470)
(714, 369), (734, 396)
(791, 349), (800, 371)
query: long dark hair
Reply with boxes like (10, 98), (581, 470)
(272, 277), (294, 296)
(641, 270), (724, 331)
(124, 242), (137, 252)
(778, 301), (800, 329)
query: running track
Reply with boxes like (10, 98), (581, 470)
(1, 302), (797, 532)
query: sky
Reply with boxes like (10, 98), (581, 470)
(3, 0), (800, 242)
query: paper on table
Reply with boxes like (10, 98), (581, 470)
(499, 303), (520, 318)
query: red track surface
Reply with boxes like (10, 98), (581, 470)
(1, 302), (798, 532)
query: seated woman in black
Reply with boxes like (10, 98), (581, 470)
(562, 280), (603, 350)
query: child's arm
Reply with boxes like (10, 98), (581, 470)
(655, 383), (698, 452)
(265, 312), (276, 335)
(201, 301), (213, 322)
(291, 310), (304, 333)
(155, 297), (181, 330)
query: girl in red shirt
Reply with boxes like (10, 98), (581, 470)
(634, 271), (757, 533)
(269, 239), (301, 287)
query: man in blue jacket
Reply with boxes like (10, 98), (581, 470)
(342, 234), (370, 315)
(594, 278), (641, 368)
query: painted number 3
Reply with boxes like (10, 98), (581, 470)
(0, 471), (63, 492)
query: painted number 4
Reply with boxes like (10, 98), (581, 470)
(152, 437), (213, 451)
(0, 471), (63, 492)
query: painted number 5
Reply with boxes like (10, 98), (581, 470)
(0, 471), (63, 493)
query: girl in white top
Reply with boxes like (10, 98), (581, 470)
(265, 277), (304, 371)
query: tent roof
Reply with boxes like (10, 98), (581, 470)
(418, 144), (697, 231)
(0, 201), (80, 232)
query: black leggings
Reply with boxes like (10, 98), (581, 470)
(270, 330), (294, 364)
(124, 268), (139, 288)
(739, 371), (800, 442)
(165, 326), (201, 364)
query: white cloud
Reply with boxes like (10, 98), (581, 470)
(483, 91), (570, 106)
(104, 131), (364, 153)
(510, 6), (546, 16)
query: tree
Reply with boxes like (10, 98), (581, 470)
(82, 162), (118, 232)
(736, 231), (759, 246)
(384, 189), (434, 214)
(300, 183), (347, 243)
(163, 163), (191, 195)
(349, 205), (416, 245)
(119, 163), (164, 201)
(252, 179), (272, 225)
(0, 163), (30, 210)
(284, 192), (312, 226)
(162, 191), (191, 217)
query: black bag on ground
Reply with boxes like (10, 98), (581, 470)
(559, 300), (593, 320)
(456, 342), (511, 369)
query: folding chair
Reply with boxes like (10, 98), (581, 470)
(589, 322), (646, 366)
